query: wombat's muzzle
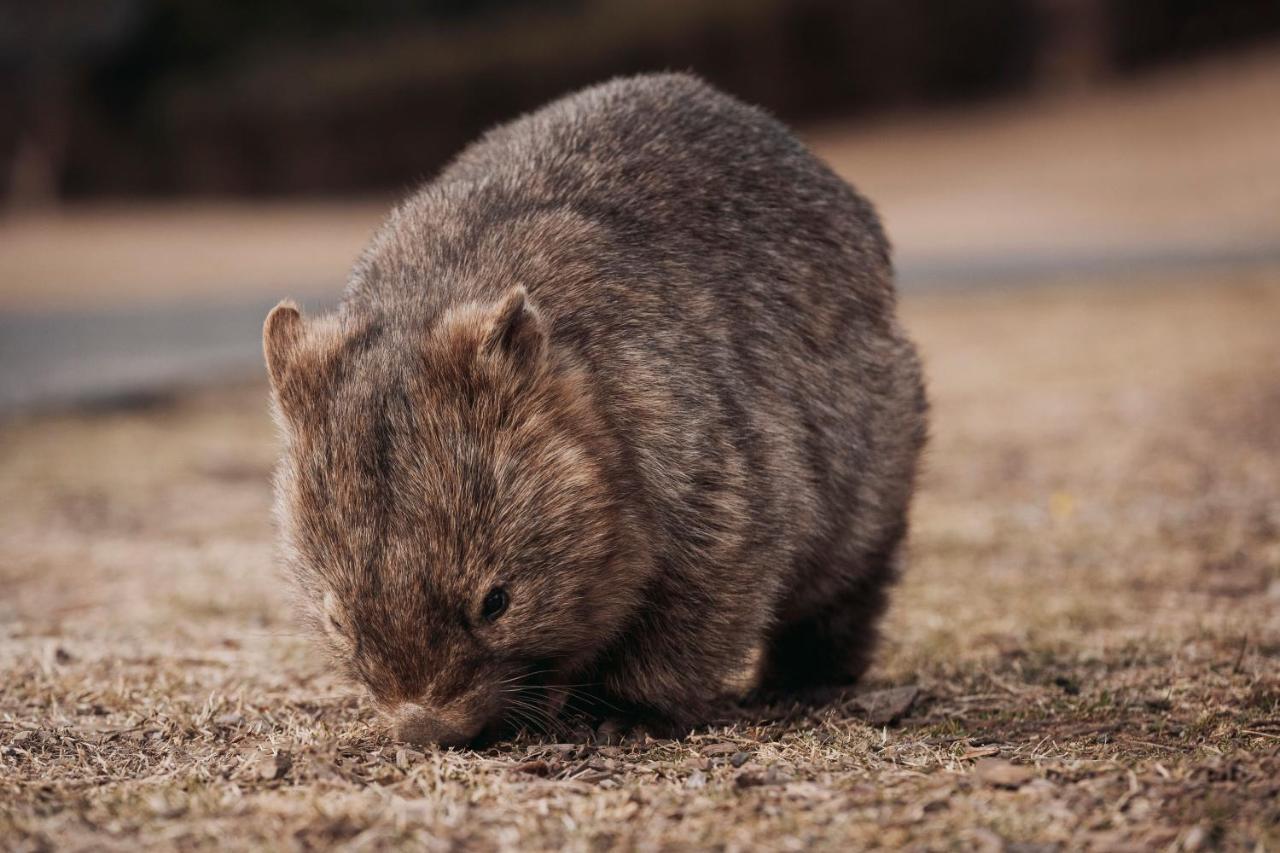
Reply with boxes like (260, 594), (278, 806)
(391, 702), (482, 748)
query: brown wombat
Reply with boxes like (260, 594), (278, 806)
(264, 74), (927, 747)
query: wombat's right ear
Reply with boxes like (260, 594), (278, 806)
(482, 287), (547, 365)
(263, 300), (303, 390)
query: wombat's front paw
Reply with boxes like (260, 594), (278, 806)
(593, 711), (687, 744)
(592, 716), (647, 745)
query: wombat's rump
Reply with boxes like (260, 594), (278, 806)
(264, 74), (927, 746)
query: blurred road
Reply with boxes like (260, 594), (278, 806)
(2, 50), (1278, 412)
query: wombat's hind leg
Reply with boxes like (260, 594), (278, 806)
(758, 542), (901, 691)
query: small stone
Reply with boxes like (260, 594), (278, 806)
(146, 793), (188, 819)
(256, 750), (292, 781)
(1182, 825), (1207, 851)
(975, 758), (1035, 789)
(735, 767), (787, 788)
(1052, 676), (1080, 695)
(730, 751), (752, 768)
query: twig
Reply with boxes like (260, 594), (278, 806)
(1231, 633), (1249, 674)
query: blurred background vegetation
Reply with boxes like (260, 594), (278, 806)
(2, 1), (1278, 411)
(5, 0), (1280, 204)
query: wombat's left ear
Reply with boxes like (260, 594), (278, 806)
(482, 287), (547, 365)
(263, 300), (304, 389)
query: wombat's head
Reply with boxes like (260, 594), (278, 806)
(264, 287), (646, 746)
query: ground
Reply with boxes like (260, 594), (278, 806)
(2, 267), (1278, 851)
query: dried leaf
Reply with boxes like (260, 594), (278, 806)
(960, 746), (1001, 760)
(851, 685), (919, 726)
(513, 759), (552, 777)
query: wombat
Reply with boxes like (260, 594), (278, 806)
(264, 73), (927, 747)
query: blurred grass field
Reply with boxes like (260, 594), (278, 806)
(2, 266), (1278, 850)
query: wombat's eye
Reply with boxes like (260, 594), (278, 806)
(322, 591), (350, 639)
(481, 587), (509, 622)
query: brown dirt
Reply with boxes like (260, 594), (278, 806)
(3, 267), (1279, 850)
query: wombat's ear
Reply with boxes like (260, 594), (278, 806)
(263, 300), (303, 390)
(482, 287), (546, 365)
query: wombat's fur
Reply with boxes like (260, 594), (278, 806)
(264, 74), (927, 746)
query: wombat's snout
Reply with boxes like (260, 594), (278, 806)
(390, 703), (481, 748)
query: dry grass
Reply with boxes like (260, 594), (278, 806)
(2, 270), (1279, 851)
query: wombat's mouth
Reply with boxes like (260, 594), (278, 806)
(467, 715), (524, 749)
(445, 693), (550, 749)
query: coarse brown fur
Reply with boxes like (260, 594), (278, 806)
(264, 73), (928, 746)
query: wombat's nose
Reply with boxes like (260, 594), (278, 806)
(391, 703), (473, 747)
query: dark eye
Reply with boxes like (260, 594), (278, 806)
(481, 587), (509, 622)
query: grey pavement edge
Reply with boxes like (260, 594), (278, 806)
(3, 241), (1278, 415)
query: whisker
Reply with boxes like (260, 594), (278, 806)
(505, 695), (569, 740)
(541, 684), (625, 716)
